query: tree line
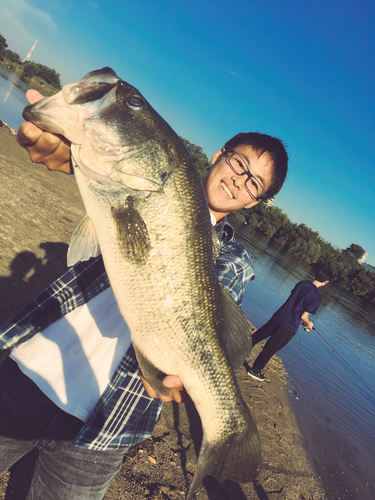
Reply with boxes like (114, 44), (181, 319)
(0, 34), (61, 92)
(234, 204), (374, 304)
(180, 137), (375, 305)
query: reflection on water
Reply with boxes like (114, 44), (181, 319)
(234, 220), (375, 500)
(0, 67), (30, 130)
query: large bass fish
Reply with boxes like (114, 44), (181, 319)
(23, 68), (261, 498)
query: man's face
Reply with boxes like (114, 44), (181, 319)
(203, 144), (274, 221)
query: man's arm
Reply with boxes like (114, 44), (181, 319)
(301, 311), (314, 330)
(17, 90), (73, 174)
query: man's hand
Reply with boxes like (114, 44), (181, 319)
(301, 320), (314, 330)
(140, 372), (188, 403)
(17, 90), (73, 174)
(301, 312), (313, 330)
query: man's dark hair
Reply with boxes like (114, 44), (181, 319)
(315, 268), (333, 283)
(223, 132), (288, 200)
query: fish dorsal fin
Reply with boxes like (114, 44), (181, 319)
(111, 196), (151, 265)
(220, 286), (253, 370)
(67, 215), (101, 267)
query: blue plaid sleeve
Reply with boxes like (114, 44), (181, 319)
(214, 239), (255, 306)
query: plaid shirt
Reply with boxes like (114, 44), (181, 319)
(0, 218), (254, 451)
(214, 218), (255, 306)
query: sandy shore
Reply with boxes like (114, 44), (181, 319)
(0, 123), (325, 499)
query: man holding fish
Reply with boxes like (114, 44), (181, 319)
(1, 70), (288, 499)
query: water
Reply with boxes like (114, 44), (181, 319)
(2, 68), (375, 499)
(234, 220), (375, 500)
(0, 66), (30, 130)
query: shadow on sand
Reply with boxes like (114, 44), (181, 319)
(0, 242), (70, 324)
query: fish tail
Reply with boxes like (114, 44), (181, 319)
(186, 413), (261, 499)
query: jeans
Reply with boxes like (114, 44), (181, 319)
(0, 357), (125, 500)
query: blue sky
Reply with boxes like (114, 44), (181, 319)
(1, 0), (374, 264)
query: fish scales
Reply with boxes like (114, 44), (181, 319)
(23, 67), (261, 498)
(74, 148), (239, 430)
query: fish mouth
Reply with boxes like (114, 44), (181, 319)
(22, 104), (65, 135)
(221, 181), (234, 199)
(22, 105), (34, 123)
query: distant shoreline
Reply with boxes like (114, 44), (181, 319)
(0, 61), (59, 96)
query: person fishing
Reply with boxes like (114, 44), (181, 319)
(245, 268), (332, 381)
(0, 88), (288, 499)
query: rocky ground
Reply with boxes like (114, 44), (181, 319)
(0, 123), (325, 499)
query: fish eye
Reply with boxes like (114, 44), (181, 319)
(127, 96), (144, 110)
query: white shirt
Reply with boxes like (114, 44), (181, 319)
(11, 286), (131, 422)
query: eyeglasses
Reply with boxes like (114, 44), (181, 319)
(225, 149), (266, 200)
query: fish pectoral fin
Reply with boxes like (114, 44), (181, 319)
(220, 286), (253, 370)
(186, 418), (261, 500)
(111, 197), (151, 265)
(67, 215), (101, 266)
(133, 345), (170, 397)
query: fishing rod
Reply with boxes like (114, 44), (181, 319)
(303, 324), (372, 392)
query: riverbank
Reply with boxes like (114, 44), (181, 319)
(0, 124), (325, 499)
(0, 61), (59, 96)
